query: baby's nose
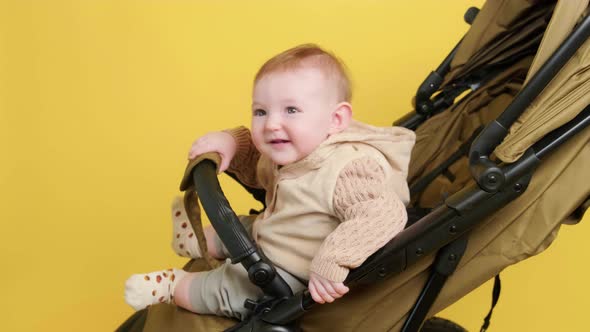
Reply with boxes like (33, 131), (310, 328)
(265, 114), (282, 130)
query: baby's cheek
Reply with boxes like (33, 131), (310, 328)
(251, 135), (265, 151)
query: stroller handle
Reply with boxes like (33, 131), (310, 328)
(191, 159), (294, 300)
(192, 159), (257, 262)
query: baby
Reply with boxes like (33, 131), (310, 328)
(125, 44), (415, 320)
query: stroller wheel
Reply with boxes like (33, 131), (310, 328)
(420, 317), (467, 332)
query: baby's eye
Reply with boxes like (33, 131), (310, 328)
(286, 106), (298, 114)
(253, 109), (266, 116)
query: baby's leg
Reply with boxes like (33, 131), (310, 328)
(124, 268), (187, 310)
(124, 262), (251, 317)
(171, 272), (200, 312)
(165, 260), (263, 319)
(171, 196), (230, 260)
(171, 196), (202, 258)
(173, 259), (306, 320)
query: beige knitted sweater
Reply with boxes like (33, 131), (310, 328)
(225, 120), (415, 282)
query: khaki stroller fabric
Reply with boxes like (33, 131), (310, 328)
(495, 1), (590, 162)
(441, 0), (590, 163)
(443, 0), (552, 86)
(525, 0), (589, 81)
(409, 56), (533, 207)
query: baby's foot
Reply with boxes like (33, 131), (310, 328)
(171, 196), (202, 258)
(124, 268), (187, 310)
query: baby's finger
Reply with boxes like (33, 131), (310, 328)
(188, 144), (202, 159)
(188, 151), (201, 160)
(319, 279), (338, 298)
(188, 149), (198, 159)
(308, 282), (324, 304)
(333, 283), (349, 296)
(188, 137), (210, 157)
(188, 142), (210, 159)
(315, 282), (335, 303)
(218, 154), (230, 173)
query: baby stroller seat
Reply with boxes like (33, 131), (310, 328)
(117, 1), (590, 331)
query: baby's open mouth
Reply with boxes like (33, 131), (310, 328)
(270, 139), (290, 144)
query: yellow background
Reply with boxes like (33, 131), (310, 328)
(1, 1), (588, 331)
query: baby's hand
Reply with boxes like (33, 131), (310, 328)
(308, 272), (349, 304)
(188, 131), (237, 172)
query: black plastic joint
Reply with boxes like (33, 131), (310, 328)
(470, 157), (505, 192)
(416, 71), (444, 115)
(469, 121), (508, 192)
(248, 261), (276, 287)
(434, 237), (468, 276)
(416, 100), (434, 116)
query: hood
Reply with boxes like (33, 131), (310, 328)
(315, 119), (416, 177)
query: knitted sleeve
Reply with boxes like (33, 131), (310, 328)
(223, 126), (262, 189)
(309, 157), (408, 282)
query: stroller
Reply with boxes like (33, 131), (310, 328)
(117, 0), (590, 331)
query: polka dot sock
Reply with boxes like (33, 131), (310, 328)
(124, 268), (187, 310)
(170, 196), (202, 258)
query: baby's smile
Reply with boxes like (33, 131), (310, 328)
(267, 139), (293, 152)
(270, 139), (291, 144)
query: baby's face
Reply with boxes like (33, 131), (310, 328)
(251, 66), (340, 166)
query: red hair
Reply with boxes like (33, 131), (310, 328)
(254, 44), (352, 102)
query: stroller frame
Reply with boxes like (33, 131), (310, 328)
(175, 8), (590, 332)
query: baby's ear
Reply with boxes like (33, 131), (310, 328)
(329, 102), (352, 134)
